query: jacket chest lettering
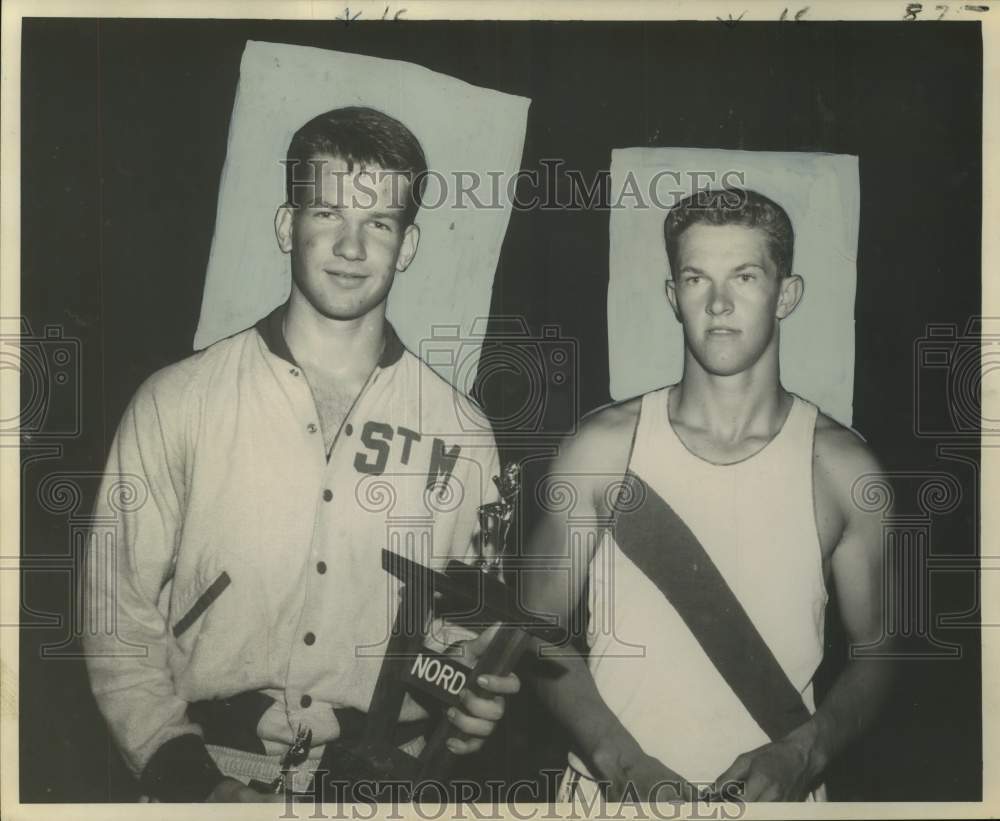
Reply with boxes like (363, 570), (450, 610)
(352, 420), (461, 489)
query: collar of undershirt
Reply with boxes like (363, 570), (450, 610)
(254, 302), (405, 369)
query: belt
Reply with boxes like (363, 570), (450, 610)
(188, 691), (428, 756)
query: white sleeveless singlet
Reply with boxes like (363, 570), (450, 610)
(569, 386), (828, 791)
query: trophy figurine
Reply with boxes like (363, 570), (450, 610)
(312, 462), (558, 799)
(475, 462), (521, 573)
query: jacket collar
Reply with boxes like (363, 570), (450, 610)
(255, 302), (405, 369)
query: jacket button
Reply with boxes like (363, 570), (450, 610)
(289, 368), (300, 377)
(307, 423), (318, 434)
(300, 694), (312, 708)
(317, 561), (327, 575)
(344, 423), (354, 436)
(304, 632), (316, 646)
(322, 489), (333, 502)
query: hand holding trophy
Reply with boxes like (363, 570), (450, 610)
(305, 461), (556, 802)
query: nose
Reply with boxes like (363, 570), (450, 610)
(333, 223), (366, 262)
(706, 283), (733, 316)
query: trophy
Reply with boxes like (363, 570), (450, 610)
(475, 463), (521, 571)
(307, 462), (559, 800)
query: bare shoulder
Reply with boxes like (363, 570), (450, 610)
(544, 397), (642, 516)
(558, 397), (642, 471)
(580, 397), (643, 437)
(813, 411), (886, 514)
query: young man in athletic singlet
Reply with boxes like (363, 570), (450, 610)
(525, 188), (894, 803)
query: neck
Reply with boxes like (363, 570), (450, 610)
(284, 291), (386, 375)
(672, 346), (787, 444)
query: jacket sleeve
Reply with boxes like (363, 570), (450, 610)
(82, 370), (223, 800)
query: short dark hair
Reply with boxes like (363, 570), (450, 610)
(284, 106), (428, 225)
(663, 188), (794, 278)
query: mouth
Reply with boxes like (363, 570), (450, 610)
(707, 327), (741, 336)
(324, 269), (367, 284)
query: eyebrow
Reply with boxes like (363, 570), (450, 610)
(678, 263), (768, 277)
(367, 210), (403, 222)
(307, 200), (402, 223)
(310, 202), (401, 221)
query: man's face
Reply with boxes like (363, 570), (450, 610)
(666, 223), (801, 377)
(275, 155), (419, 322)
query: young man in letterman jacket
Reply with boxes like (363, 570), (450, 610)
(83, 107), (518, 803)
(525, 189), (895, 803)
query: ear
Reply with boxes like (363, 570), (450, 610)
(665, 278), (681, 321)
(274, 206), (294, 254)
(775, 274), (804, 320)
(395, 223), (420, 272)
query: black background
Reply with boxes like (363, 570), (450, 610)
(19, 19), (982, 802)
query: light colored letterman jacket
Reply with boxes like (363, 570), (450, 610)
(83, 304), (500, 781)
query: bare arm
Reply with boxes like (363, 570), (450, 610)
(715, 427), (896, 800)
(793, 428), (896, 773)
(522, 403), (693, 798)
(523, 474), (641, 772)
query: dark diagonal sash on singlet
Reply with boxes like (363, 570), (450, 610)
(613, 471), (811, 741)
